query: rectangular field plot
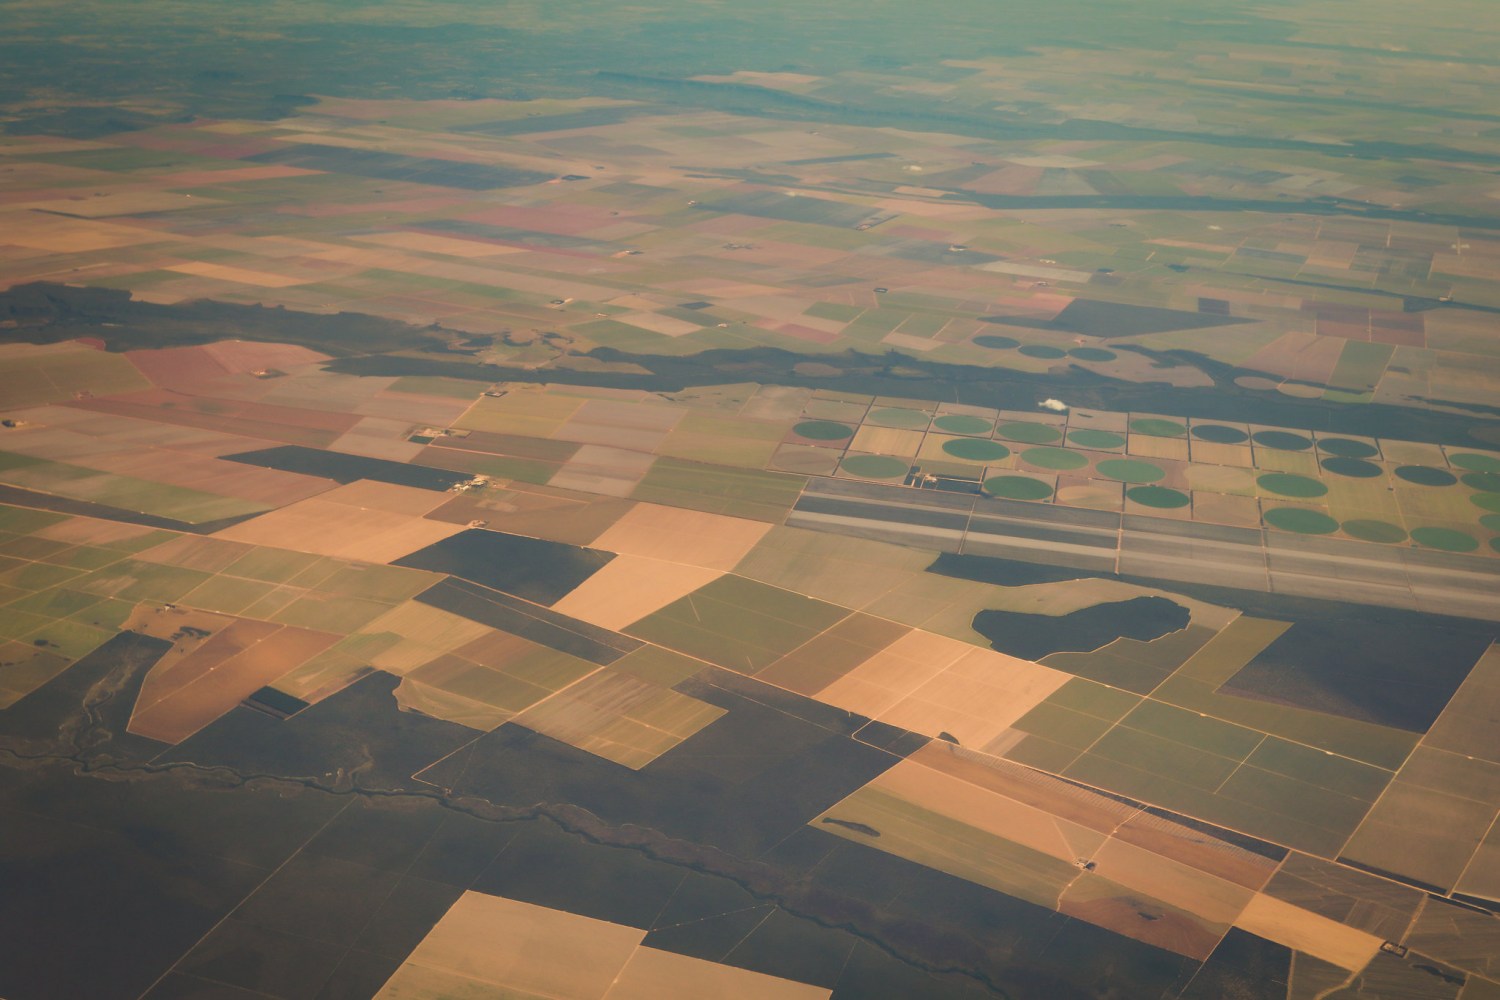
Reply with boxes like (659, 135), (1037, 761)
(395, 630), (602, 731)
(416, 577), (642, 667)
(656, 411), (787, 468)
(0, 451), (270, 524)
(549, 556), (722, 631)
(513, 662), (725, 769)
(427, 482), (633, 545)
(815, 746), (1263, 960)
(214, 481), (464, 563)
(1339, 746), (1500, 892)
(1425, 642), (1500, 764)
(379, 890), (830, 1000)
(1233, 892), (1383, 972)
(624, 574), (848, 674)
(127, 614), (340, 743)
(630, 457), (806, 522)
(1150, 614), (1420, 770)
(755, 612), (910, 695)
(1062, 699), (1393, 858)
(590, 502), (772, 571)
(0, 345), (151, 409)
(1263, 851), (1426, 942)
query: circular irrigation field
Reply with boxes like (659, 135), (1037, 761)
(1129, 418), (1187, 438)
(839, 454), (909, 479)
(983, 475), (1054, 500)
(1067, 429), (1125, 450)
(1191, 424), (1248, 444)
(1263, 507), (1339, 534)
(1394, 465), (1457, 487)
(997, 421), (1063, 444)
(1022, 447), (1089, 470)
(1317, 437), (1379, 458)
(1256, 473), (1327, 498)
(793, 420), (854, 441)
(1252, 430), (1313, 451)
(941, 438), (1011, 461)
(932, 414), (992, 435)
(1126, 486), (1190, 509)
(1096, 458), (1165, 483)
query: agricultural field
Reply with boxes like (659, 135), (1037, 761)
(3, 1), (1500, 999)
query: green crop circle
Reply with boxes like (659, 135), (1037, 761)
(1479, 513), (1500, 532)
(942, 438), (1011, 461)
(983, 475), (1054, 500)
(933, 414), (992, 435)
(1321, 457), (1383, 479)
(840, 455), (909, 479)
(974, 335), (1019, 350)
(1191, 424), (1248, 444)
(1068, 347), (1116, 362)
(1127, 486), (1190, 508)
(1411, 526), (1479, 552)
(1317, 438), (1379, 458)
(1019, 344), (1067, 359)
(868, 407), (930, 428)
(794, 420), (854, 441)
(1394, 466), (1457, 487)
(1451, 453), (1500, 473)
(1473, 493), (1500, 513)
(1253, 430), (1313, 451)
(1022, 447), (1089, 470)
(1257, 473), (1328, 498)
(1461, 471), (1500, 493)
(1097, 459), (1165, 483)
(997, 421), (1063, 444)
(1130, 418), (1188, 438)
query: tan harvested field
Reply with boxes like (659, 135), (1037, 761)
(133, 616), (279, 712)
(137, 534), (257, 573)
(353, 230), (527, 258)
(129, 620), (339, 742)
(317, 479), (450, 516)
(393, 676), (513, 732)
(911, 741), (1276, 890)
(1086, 837), (1254, 928)
(1233, 892), (1383, 971)
(165, 260), (311, 288)
(31, 515), (163, 547)
(849, 425), (925, 457)
(815, 628), (968, 717)
(886, 645), (1069, 750)
(358, 601), (495, 673)
(428, 485), (635, 544)
(1114, 810), (1280, 891)
(605, 946), (831, 999)
(384, 891), (643, 999)
(870, 756), (1108, 863)
(591, 502), (772, 570)
(549, 555), (722, 630)
(910, 743), (1133, 831)
(549, 443), (656, 497)
(214, 489), (463, 562)
(756, 612), (911, 694)
(1056, 875), (1226, 961)
(1189, 490), (1261, 527)
(513, 667), (724, 769)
